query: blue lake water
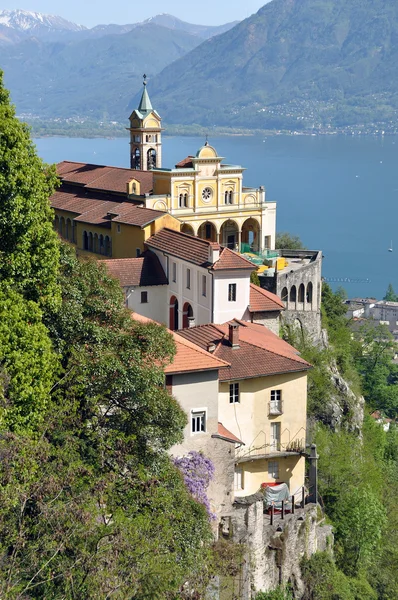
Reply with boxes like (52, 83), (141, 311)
(34, 134), (398, 300)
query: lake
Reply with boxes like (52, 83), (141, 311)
(33, 134), (398, 300)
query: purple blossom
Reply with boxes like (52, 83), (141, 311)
(174, 451), (216, 519)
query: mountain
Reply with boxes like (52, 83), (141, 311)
(140, 14), (239, 40)
(146, 0), (398, 130)
(0, 23), (203, 120)
(0, 9), (85, 35)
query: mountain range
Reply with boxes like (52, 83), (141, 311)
(2, 2), (398, 131)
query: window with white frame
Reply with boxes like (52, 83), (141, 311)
(202, 274), (207, 297)
(268, 460), (279, 480)
(191, 410), (206, 434)
(229, 382), (240, 403)
(270, 389), (282, 415)
(186, 268), (191, 289)
(228, 283), (237, 302)
(234, 465), (244, 491)
(172, 262), (177, 283)
(270, 422), (281, 451)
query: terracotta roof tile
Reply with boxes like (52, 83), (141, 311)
(249, 283), (285, 312)
(175, 156), (194, 169)
(56, 161), (153, 195)
(214, 422), (244, 445)
(102, 251), (168, 287)
(212, 247), (255, 271)
(178, 320), (311, 381)
(146, 228), (211, 267)
(111, 205), (167, 227)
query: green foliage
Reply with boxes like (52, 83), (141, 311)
(383, 282), (398, 302)
(0, 286), (58, 433)
(0, 69), (60, 309)
(250, 270), (261, 286)
(301, 553), (355, 600)
(255, 585), (293, 600)
(275, 232), (305, 250)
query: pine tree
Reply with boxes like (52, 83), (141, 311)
(383, 283), (398, 302)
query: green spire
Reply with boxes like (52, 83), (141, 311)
(138, 74), (153, 114)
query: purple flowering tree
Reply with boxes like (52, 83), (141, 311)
(174, 451), (216, 519)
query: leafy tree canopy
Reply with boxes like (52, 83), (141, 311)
(0, 69), (60, 309)
(275, 232), (305, 250)
(383, 282), (398, 302)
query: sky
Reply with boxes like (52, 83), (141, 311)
(1, 0), (271, 27)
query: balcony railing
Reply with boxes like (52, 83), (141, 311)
(268, 400), (283, 416)
(236, 430), (306, 462)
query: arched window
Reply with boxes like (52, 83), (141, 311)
(133, 148), (141, 169)
(93, 233), (98, 253)
(54, 215), (59, 231)
(281, 287), (288, 303)
(290, 286), (297, 303)
(66, 218), (71, 241)
(88, 232), (93, 251)
(229, 191), (233, 204)
(224, 191), (229, 204)
(179, 193), (183, 208)
(104, 236), (111, 257)
(306, 282), (313, 306)
(83, 231), (88, 250)
(147, 148), (156, 170)
(169, 296), (179, 331)
(99, 235), (104, 255)
(183, 302), (194, 329)
(184, 193), (188, 207)
(59, 217), (65, 237)
(72, 222), (76, 243)
(298, 283), (305, 303)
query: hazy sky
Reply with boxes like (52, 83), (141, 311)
(2, 1), (271, 27)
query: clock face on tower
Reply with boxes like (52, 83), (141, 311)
(202, 187), (213, 202)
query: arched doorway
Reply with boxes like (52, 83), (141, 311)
(181, 223), (195, 236)
(242, 218), (260, 252)
(306, 282), (313, 309)
(183, 302), (194, 329)
(289, 286), (297, 306)
(83, 231), (88, 250)
(169, 296), (179, 331)
(281, 287), (288, 303)
(298, 283), (305, 303)
(198, 221), (217, 242)
(220, 220), (239, 250)
(59, 217), (65, 237)
(66, 218), (71, 241)
(147, 148), (157, 169)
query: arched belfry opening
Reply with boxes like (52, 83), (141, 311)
(128, 74), (162, 171)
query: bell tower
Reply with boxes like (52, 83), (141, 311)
(128, 75), (162, 171)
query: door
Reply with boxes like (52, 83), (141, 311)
(270, 422), (281, 451)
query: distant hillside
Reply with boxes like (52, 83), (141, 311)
(146, 0), (398, 130)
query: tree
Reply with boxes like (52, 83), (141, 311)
(250, 270), (261, 286)
(275, 232), (305, 250)
(0, 69), (60, 309)
(383, 283), (398, 302)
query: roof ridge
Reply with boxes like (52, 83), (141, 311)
(173, 332), (230, 367)
(162, 227), (212, 246)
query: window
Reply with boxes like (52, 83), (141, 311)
(172, 262), (177, 283)
(228, 283), (237, 302)
(229, 382), (240, 403)
(136, 248), (141, 258)
(234, 466), (244, 491)
(191, 410), (206, 434)
(186, 268), (191, 289)
(270, 422), (281, 451)
(270, 390), (282, 415)
(141, 291), (148, 304)
(268, 460), (279, 480)
(202, 275), (207, 297)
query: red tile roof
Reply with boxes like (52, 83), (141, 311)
(175, 156), (194, 169)
(146, 229), (256, 271)
(102, 251), (168, 287)
(214, 422), (244, 445)
(249, 284), (285, 312)
(51, 188), (168, 228)
(213, 247), (254, 271)
(177, 320), (311, 381)
(56, 161), (154, 195)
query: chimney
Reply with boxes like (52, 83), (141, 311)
(228, 322), (240, 349)
(209, 243), (220, 264)
(207, 342), (216, 353)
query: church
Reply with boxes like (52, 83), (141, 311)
(51, 78), (276, 259)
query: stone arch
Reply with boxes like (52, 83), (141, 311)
(220, 219), (239, 250)
(298, 283), (305, 303)
(147, 148), (156, 169)
(242, 217), (261, 252)
(153, 200), (167, 211)
(182, 302), (194, 329)
(306, 282), (314, 309)
(289, 285), (297, 304)
(281, 287), (288, 303)
(198, 221), (217, 242)
(169, 295), (179, 331)
(181, 223), (195, 236)
(83, 230), (88, 251)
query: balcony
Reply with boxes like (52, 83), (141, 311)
(268, 399), (283, 416)
(235, 430), (305, 463)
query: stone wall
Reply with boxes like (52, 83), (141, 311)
(220, 494), (333, 599)
(251, 311), (280, 335)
